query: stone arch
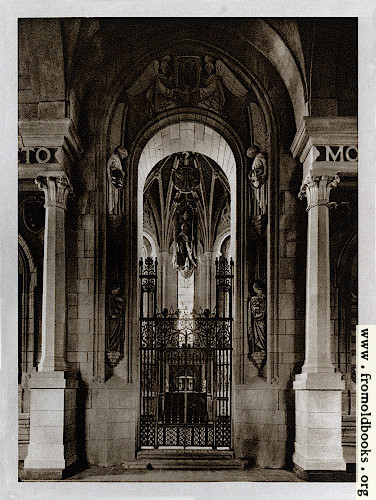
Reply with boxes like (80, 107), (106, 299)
(336, 233), (357, 383)
(83, 21), (304, 141)
(132, 117), (239, 278)
(143, 231), (158, 259)
(235, 19), (307, 127)
(94, 33), (285, 385)
(18, 235), (38, 379)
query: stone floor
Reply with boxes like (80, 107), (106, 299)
(17, 465), (358, 499)
(61, 465), (304, 482)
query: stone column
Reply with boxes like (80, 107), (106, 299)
(36, 175), (72, 371)
(203, 251), (213, 309)
(290, 117), (357, 477)
(159, 251), (170, 310)
(293, 173), (346, 474)
(23, 175), (78, 478)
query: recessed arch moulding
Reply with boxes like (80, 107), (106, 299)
(137, 121), (237, 262)
(87, 28), (300, 467)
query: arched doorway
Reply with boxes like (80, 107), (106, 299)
(136, 122), (237, 449)
(139, 146), (234, 448)
(102, 43), (284, 464)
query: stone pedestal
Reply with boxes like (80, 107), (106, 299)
(293, 372), (345, 471)
(23, 372), (79, 478)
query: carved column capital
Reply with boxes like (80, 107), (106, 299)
(36, 175), (72, 210)
(298, 174), (340, 211)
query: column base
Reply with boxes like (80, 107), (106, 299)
(20, 460), (83, 481)
(293, 463), (355, 482)
(23, 371), (79, 478)
(293, 371), (346, 473)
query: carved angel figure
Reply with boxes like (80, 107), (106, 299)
(146, 55), (178, 114)
(195, 56), (225, 113)
(107, 146), (128, 215)
(126, 55), (248, 116)
(247, 146), (268, 215)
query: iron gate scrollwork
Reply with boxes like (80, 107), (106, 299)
(139, 256), (233, 449)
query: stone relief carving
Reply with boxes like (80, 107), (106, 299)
(19, 195), (45, 233)
(194, 56), (225, 113)
(107, 146), (128, 215)
(106, 283), (125, 367)
(146, 55), (178, 114)
(247, 145), (268, 217)
(247, 281), (267, 371)
(127, 54), (247, 117)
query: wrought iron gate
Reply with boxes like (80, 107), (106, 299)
(139, 256), (233, 449)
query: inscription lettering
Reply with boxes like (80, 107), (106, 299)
(18, 147), (59, 164)
(315, 145), (358, 162)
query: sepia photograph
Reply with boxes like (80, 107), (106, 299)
(1, 3), (375, 498)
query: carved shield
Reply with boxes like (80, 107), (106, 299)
(174, 56), (202, 90)
(172, 154), (200, 193)
(20, 195), (45, 233)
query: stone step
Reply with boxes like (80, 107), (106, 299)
(125, 459), (245, 470)
(125, 449), (245, 470)
(137, 449), (235, 460)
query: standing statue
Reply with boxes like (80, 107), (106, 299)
(172, 199), (198, 279)
(194, 56), (225, 114)
(107, 284), (125, 366)
(146, 55), (177, 115)
(107, 146), (128, 215)
(247, 146), (268, 216)
(248, 281), (267, 371)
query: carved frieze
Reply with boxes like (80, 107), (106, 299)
(127, 54), (247, 117)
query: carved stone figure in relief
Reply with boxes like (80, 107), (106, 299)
(126, 54), (248, 117)
(247, 145), (268, 216)
(107, 284), (125, 366)
(248, 281), (267, 371)
(107, 146), (128, 215)
(195, 56), (225, 113)
(146, 55), (177, 114)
